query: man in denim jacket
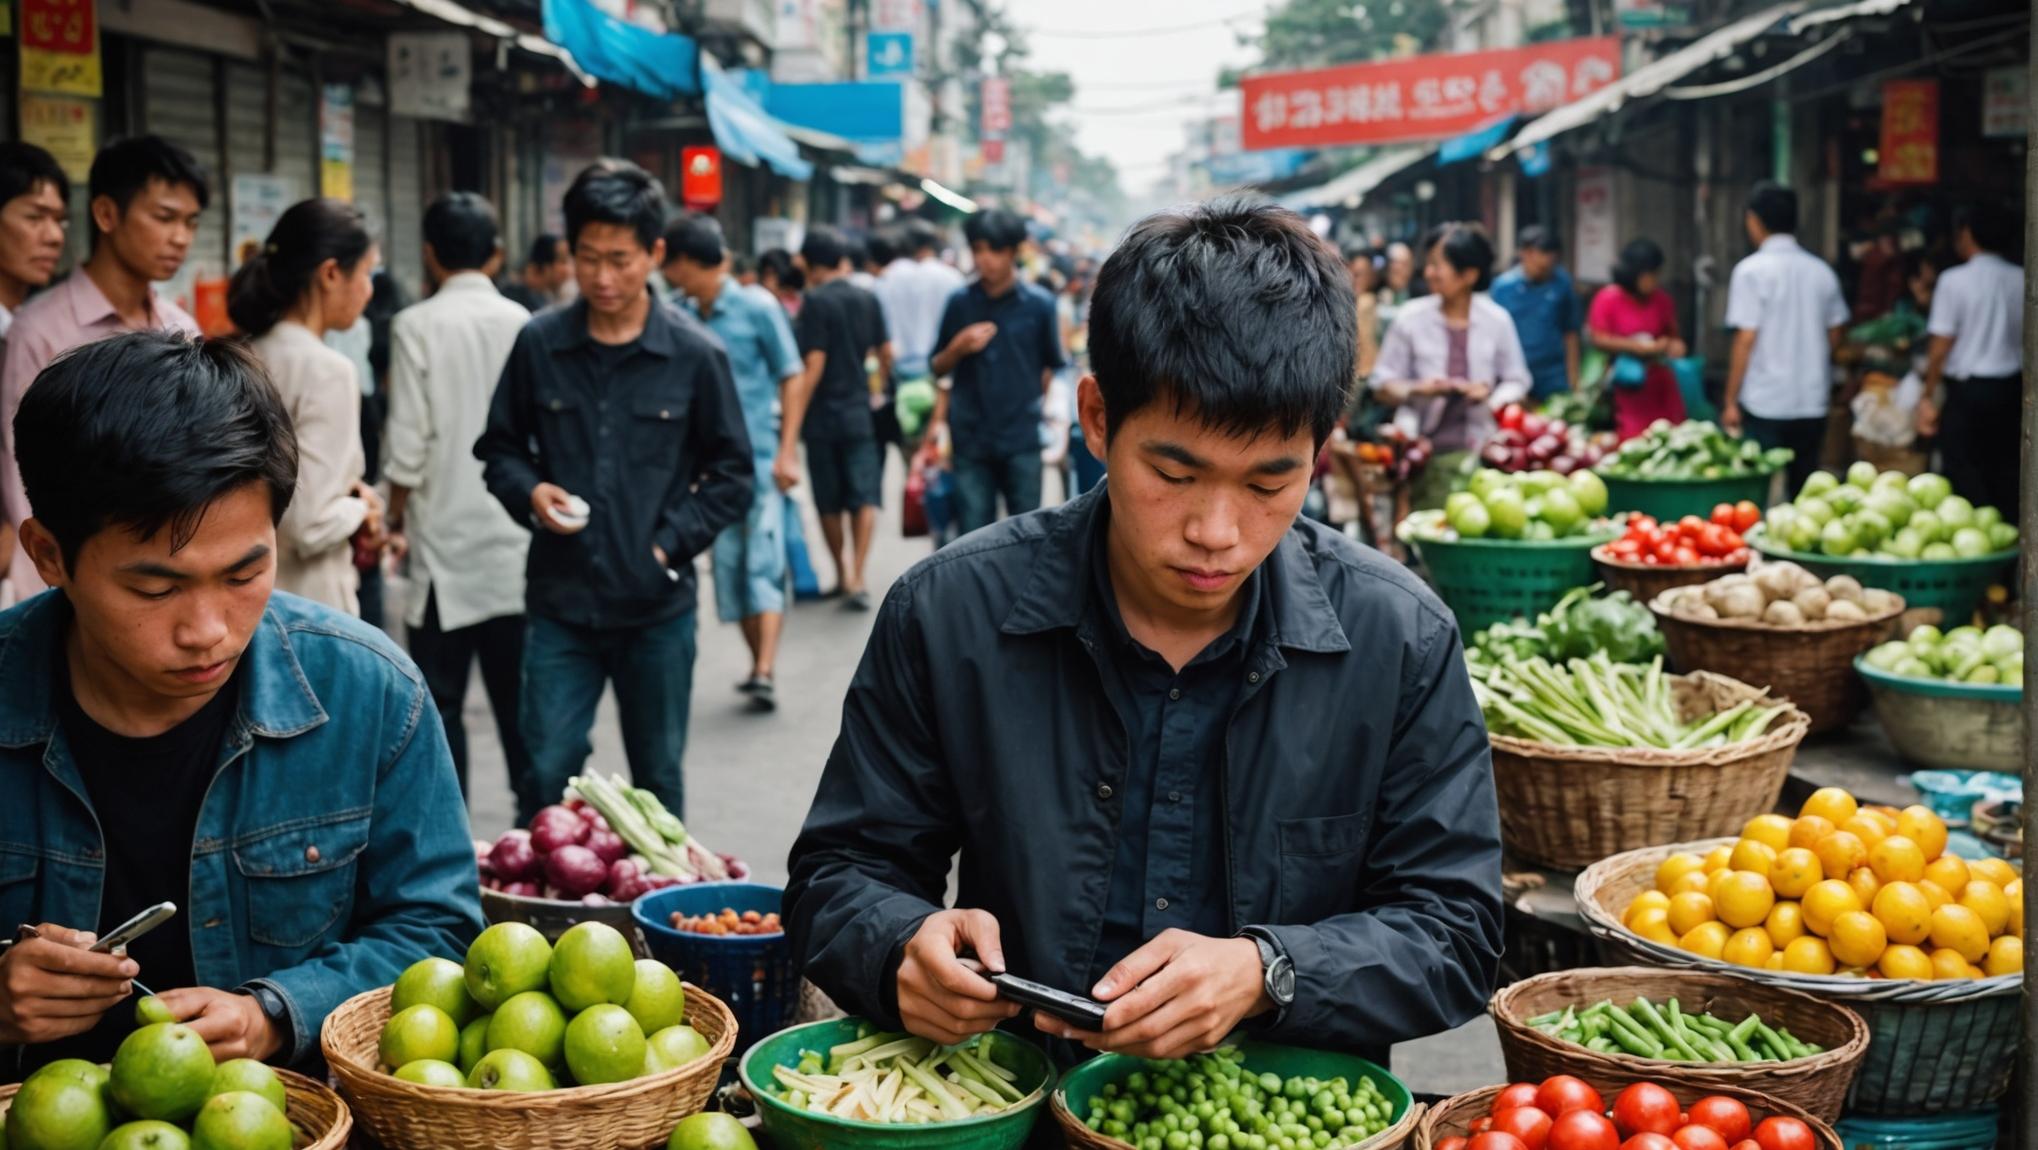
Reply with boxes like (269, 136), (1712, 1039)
(0, 332), (482, 1077)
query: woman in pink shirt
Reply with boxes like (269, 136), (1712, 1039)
(1588, 238), (1688, 440)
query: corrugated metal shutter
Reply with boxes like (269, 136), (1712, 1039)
(142, 47), (227, 280)
(353, 99), (390, 254)
(223, 63), (292, 204)
(385, 115), (424, 299)
(276, 72), (318, 196)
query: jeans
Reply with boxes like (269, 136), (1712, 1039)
(409, 591), (534, 815)
(521, 610), (698, 822)
(1740, 412), (1827, 498)
(953, 450), (1044, 535)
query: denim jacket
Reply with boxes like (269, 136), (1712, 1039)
(0, 590), (484, 1067)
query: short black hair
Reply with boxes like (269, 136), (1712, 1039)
(0, 142), (69, 208)
(1340, 240), (1376, 265)
(904, 219), (941, 254)
(1088, 195), (1355, 446)
(1747, 181), (1797, 235)
(527, 233), (566, 267)
(664, 212), (726, 268)
(562, 161), (666, 250)
(1612, 237), (1665, 295)
(1431, 223), (1496, 290)
(14, 332), (297, 570)
(731, 254), (756, 277)
(1518, 226), (1562, 254)
(758, 248), (803, 292)
(1953, 204), (2015, 255)
(423, 191), (499, 272)
(90, 135), (210, 215)
(867, 229), (898, 267)
(801, 225), (848, 272)
(964, 209), (1028, 253)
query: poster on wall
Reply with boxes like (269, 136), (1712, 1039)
(1982, 67), (2025, 140)
(1573, 166), (1616, 283)
(320, 83), (356, 200)
(389, 31), (472, 122)
(1877, 79), (1938, 186)
(18, 93), (95, 182)
(231, 174), (295, 267)
(19, 0), (101, 97)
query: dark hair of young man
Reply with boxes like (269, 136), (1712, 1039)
(89, 135), (210, 215)
(867, 229), (898, 268)
(1432, 223), (1497, 290)
(758, 248), (803, 292)
(0, 141), (70, 207)
(1518, 225), (1562, 254)
(1953, 204), (2015, 255)
(561, 161), (666, 250)
(801, 225), (849, 272)
(1340, 240), (1376, 266)
(731, 254), (756, 278)
(226, 197), (373, 336)
(14, 332), (297, 569)
(664, 212), (727, 268)
(1747, 181), (1798, 236)
(1612, 237), (1665, 296)
(844, 235), (870, 270)
(905, 219), (941, 255)
(527, 233), (565, 267)
(422, 191), (500, 272)
(1087, 195), (1355, 448)
(962, 209), (1027, 253)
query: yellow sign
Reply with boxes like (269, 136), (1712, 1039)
(320, 158), (353, 201)
(20, 0), (102, 97)
(19, 92), (96, 182)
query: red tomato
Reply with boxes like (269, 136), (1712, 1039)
(1439, 1140), (1470, 1150)
(1472, 1118), (1494, 1135)
(1711, 503), (1737, 527)
(1733, 501), (1761, 532)
(1696, 524), (1730, 557)
(1611, 1083), (1683, 1138)
(1610, 539), (1643, 558)
(1546, 1110), (1621, 1150)
(1729, 1142), (1761, 1150)
(1678, 515), (1706, 535)
(1673, 546), (1700, 565)
(1534, 1077), (1606, 1118)
(1672, 1126), (1728, 1150)
(1630, 516), (1658, 536)
(1751, 1117), (1816, 1150)
(1653, 539), (1679, 563)
(1469, 1134), (1531, 1150)
(1494, 1084), (1544, 1114)
(1621, 1137), (1680, 1150)
(1684, 1098), (1752, 1144)
(1500, 404), (1526, 431)
(1490, 1107), (1554, 1150)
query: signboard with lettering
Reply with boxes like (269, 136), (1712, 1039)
(867, 32), (913, 79)
(1982, 67), (2025, 140)
(981, 75), (1012, 138)
(18, 93), (95, 182)
(320, 84), (356, 201)
(389, 31), (472, 122)
(20, 0), (101, 97)
(1878, 79), (1938, 186)
(1240, 37), (1620, 151)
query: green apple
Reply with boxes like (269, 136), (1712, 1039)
(379, 1005), (460, 1071)
(486, 992), (567, 1068)
(97, 1120), (191, 1150)
(1567, 470), (1609, 518)
(666, 1112), (758, 1150)
(466, 1049), (556, 1092)
(623, 961), (686, 1035)
(188, 1092), (290, 1150)
(393, 957), (480, 1028)
(1484, 488), (1527, 539)
(564, 1005), (647, 1086)
(208, 1059), (286, 1117)
(548, 922), (638, 1014)
(393, 1060), (469, 1089)
(464, 923), (553, 1012)
(458, 1014), (492, 1075)
(643, 1025), (713, 1075)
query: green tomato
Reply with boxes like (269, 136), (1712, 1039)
(1796, 497), (1835, 527)
(1973, 505), (2003, 530)
(1982, 625), (2023, 659)
(1909, 624), (1944, 645)
(1523, 519), (1557, 541)
(1946, 625), (1984, 644)
(1484, 489), (1527, 538)
(1786, 518), (1823, 553)
(1447, 500), (1491, 538)
(1853, 510), (1892, 548)
(1995, 652), (2023, 684)
(1893, 656), (1934, 679)
(1923, 539), (1959, 561)
(1468, 469), (1509, 501)
(1873, 469), (1911, 493)
(1825, 485), (1863, 515)
(1906, 471), (1952, 508)
(1951, 527), (1992, 558)
(1520, 470), (1563, 496)
(1820, 518), (1859, 556)
(1539, 488), (1583, 533)
(1908, 509), (1944, 543)
(1884, 527), (1925, 559)
(1567, 470), (1609, 518)
(1964, 664), (2001, 685)
(1988, 523), (2019, 551)
(1936, 494), (1975, 529)
(1847, 460), (1879, 489)
(1864, 641), (1909, 671)
(1864, 488), (1914, 528)
(1800, 470), (1840, 498)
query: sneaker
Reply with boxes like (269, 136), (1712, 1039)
(747, 677), (777, 712)
(737, 675), (766, 695)
(843, 590), (872, 612)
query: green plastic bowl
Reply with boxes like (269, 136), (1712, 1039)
(1854, 655), (2022, 771)
(740, 1020), (1056, 1150)
(1055, 1043), (1413, 1146)
(1398, 519), (1622, 633)
(1597, 471), (1775, 522)
(1749, 527), (2015, 623)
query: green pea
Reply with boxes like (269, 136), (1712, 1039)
(1305, 1117), (1324, 1133)
(1210, 1137), (1230, 1150)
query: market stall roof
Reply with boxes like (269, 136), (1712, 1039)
(783, 123), (862, 155)
(1278, 145), (1434, 211)
(1787, 0), (1915, 35)
(919, 177), (980, 213)
(389, 0), (591, 82)
(702, 54), (815, 181)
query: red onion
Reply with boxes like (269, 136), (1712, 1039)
(529, 806), (590, 854)
(544, 844), (607, 898)
(489, 831), (540, 882)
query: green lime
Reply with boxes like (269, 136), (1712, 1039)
(109, 1024), (215, 1123)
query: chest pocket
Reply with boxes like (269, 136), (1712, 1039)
(0, 849), (39, 937)
(628, 390), (691, 469)
(233, 814), (370, 949)
(1274, 812), (1373, 924)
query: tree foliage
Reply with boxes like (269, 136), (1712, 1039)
(1226, 0), (1449, 82)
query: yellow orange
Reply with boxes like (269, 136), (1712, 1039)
(1848, 867), (1883, 908)
(1680, 921), (1731, 960)
(1769, 848), (1822, 899)
(1723, 927), (1775, 968)
(1813, 831), (1868, 881)
(1630, 906), (1679, 946)
(1788, 815), (1837, 851)
(1969, 857), (2019, 888)
(1895, 805), (1949, 860)
(2005, 879), (2022, 937)
(1626, 890), (1671, 926)
(1742, 814), (1795, 853)
(1984, 936), (2023, 976)
(1765, 953), (1784, 970)
(1800, 786), (1859, 825)
(1667, 891), (1717, 936)
(1828, 910), (1888, 967)
(1839, 814), (1888, 851)
(1701, 845), (1734, 874)
(1780, 936), (1836, 975)
(1765, 900), (1807, 946)
(1877, 944), (1933, 980)
(1869, 835), (1928, 884)
(1958, 880), (2011, 936)
(1917, 880), (1954, 911)
(1730, 838), (1779, 875)
(1802, 880), (1861, 937)
(1873, 882), (1933, 945)
(1928, 904), (1990, 963)
(1708, 866), (1738, 906)
(1670, 870), (1713, 897)
(1656, 852), (1708, 893)
(1923, 855), (1970, 898)
(1929, 947), (1975, 981)
(1715, 871), (1777, 929)
(1863, 806), (1901, 834)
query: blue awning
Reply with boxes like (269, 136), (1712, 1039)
(765, 82), (907, 144)
(702, 56), (814, 181)
(1438, 116), (1519, 166)
(541, 0), (697, 98)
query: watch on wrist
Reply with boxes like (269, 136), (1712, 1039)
(241, 984), (293, 1050)
(1240, 926), (1295, 1008)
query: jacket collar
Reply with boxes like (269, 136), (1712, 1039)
(542, 294), (681, 358)
(0, 591), (328, 749)
(1000, 485), (1350, 655)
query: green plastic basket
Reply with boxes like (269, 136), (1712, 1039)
(1399, 524), (1620, 633)
(1055, 1043), (1414, 1149)
(1597, 471), (1776, 522)
(1854, 656), (2023, 771)
(1749, 527), (2015, 624)
(739, 1020), (1055, 1150)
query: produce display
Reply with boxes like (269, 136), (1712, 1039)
(4, 1023), (293, 1150)
(1761, 465), (2017, 559)
(1596, 421), (1793, 480)
(1077, 1047), (1396, 1150)
(1863, 623), (2024, 686)
(1471, 654), (1790, 749)
(1527, 997), (1825, 1064)
(374, 922), (712, 1091)
(1434, 1077), (1819, 1150)
(1600, 507), (1757, 568)
(1466, 586), (1665, 669)
(480, 775), (747, 904)
(1403, 469), (1613, 541)
(1347, 425), (1432, 480)
(1658, 564), (1901, 627)
(1619, 789), (2024, 979)
(670, 908), (783, 936)
(1480, 404), (1615, 474)
(767, 1031), (1038, 1124)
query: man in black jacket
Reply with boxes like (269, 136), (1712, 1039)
(786, 197), (1502, 1064)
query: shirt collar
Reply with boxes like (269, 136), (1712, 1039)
(1759, 235), (1804, 255)
(64, 269), (143, 329)
(1087, 508), (1262, 669)
(437, 270), (500, 296)
(544, 294), (680, 358)
(697, 276), (736, 320)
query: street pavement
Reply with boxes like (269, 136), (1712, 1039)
(433, 458), (1505, 1096)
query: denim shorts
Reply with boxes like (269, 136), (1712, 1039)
(712, 469), (788, 622)
(806, 437), (882, 515)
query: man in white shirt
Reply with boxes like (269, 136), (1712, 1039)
(382, 192), (536, 809)
(1721, 181), (1849, 495)
(1917, 206), (2025, 515)
(874, 220), (966, 451)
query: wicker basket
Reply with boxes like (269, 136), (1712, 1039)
(0, 1067), (352, 1150)
(1649, 590), (1904, 733)
(1489, 672), (1809, 868)
(1592, 548), (1748, 605)
(1856, 659), (2024, 771)
(321, 981), (736, 1150)
(1489, 967), (1869, 1122)
(1573, 839), (2022, 1114)
(482, 887), (651, 955)
(1415, 1081), (1840, 1150)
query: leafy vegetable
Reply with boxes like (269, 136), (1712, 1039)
(1596, 419), (1792, 479)
(1467, 585), (1665, 667)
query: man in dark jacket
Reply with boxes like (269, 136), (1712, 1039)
(786, 197), (1502, 1065)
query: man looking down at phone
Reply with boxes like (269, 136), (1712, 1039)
(785, 197), (1502, 1064)
(0, 333), (482, 1078)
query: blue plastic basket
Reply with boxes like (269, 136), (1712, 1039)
(633, 883), (799, 1055)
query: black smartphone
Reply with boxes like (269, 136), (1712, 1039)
(988, 971), (1109, 1030)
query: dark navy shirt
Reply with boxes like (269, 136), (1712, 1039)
(936, 279), (1066, 460)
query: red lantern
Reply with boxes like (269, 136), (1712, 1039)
(682, 146), (723, 209)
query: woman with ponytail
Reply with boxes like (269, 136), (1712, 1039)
(229, 197), (381, 613)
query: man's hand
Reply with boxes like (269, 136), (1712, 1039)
(948, 323), (998, 358)
(1033, 930), (1269, 1060)
(1916, 397), (1941, 438)
(531, 483), (584, 535)
(652, 545), (669, 569)
(772, 453), (801, 493)
(1461, 382), (1494, 404)
(385, 530), (409, 562)
(0, 924), (137, 1044)
(154, 987), (282, 1063)
(1664, 338), (1689, 359)
(1720, 401), (1742, 435)
(895, 910), (1020, 1046)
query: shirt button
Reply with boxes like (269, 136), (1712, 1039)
(1155, 898), (1170, 911)
(1168, 687), (1181, 701)
(1097, 783), (1114, 800)
(1168, 791), (1181, 803)
(1247, 671), (1262, 683)
(305, 845), (321, 863)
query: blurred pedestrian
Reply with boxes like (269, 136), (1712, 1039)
(732, 254), (759, 288)
(476, 161), (753, 820)
(874, 220), (965, 449)
(1489, 226), (1581, 400)
(0, 142), (69, 588)
(1722, 181), (1848, 495)
(229, 197), (382, 615)
(1343, 242), (1382, 380)
(2, 136), (207, 602)
(1917, 206), (2025, 515)
(758, 248), (804, 318)
(500, 232), (570, 312)
(847, 234), (881, 294)
(666, 213), (804, 710)
(382, 192), (535, 808)
(928, 209), (1066, 535)
(1587, 238), (1687, 440)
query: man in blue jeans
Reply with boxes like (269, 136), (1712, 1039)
(928, 209), (1065, 535)
(476, 162), (753, 820)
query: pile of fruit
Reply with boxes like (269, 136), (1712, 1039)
(1470, 654), (1790, 750)
(1761, 466), (2017, 559)
(769, 1031), (1037, 1124)
(1659, 563), (1900, 627)
(4, 1015), (296, 1150)
(1078, 1047), (1396, 1150)
(1863, 623), (2024, 687)
(1347, 425), (1432, 479)
(1467, 586), (1664, 669)
(1403, 469), (1612, 542)
(670, 908), (782, 936)
(1527, 997), (1824, 1064)
(1436, 1078), (1819, 1150)
(1619, 789), (2024, 980)
(480, 775), (747, 904)
(374, 921), (713, 1092)
(1480, 405), (1615, 475)
(1596, 420), (1792, 480)
(1600, 508), (1756, 568)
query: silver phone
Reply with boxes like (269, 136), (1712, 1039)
(90, 902), (177, 953)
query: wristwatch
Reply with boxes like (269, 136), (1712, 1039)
(239, 983), (295, 1053)
(1239, 926), (1296, 1009)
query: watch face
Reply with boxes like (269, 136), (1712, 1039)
(1270, 958), (1296, 1004)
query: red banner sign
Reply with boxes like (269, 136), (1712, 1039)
(980, 75), (1011, 138)
(1240, 38), (1622, 151)
(681, 146), (723, 210)
(1877, 79), (1938, 186)
(19, 0), (100, 96)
